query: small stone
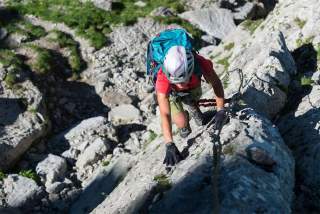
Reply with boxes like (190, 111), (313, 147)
(134, 1), (147, 7)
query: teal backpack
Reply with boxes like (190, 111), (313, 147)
(146, 29), (201, 85)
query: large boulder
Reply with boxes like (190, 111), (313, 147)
(179, 6), (236, 40)
(3, 175), (44, 209)
(76, 137), (111, 169)
(108, 104), (142, 124)
(36, 154), (67, 193)
(48, 116), (117, 181)
(0, 80), (48, 170)
(91, 108), (294, 213)
(278, 85), (320, 211)
(70, 154), (135, 214)
(218, 0), (277, 21)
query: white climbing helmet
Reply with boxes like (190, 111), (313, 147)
(163, 46), (194, 84)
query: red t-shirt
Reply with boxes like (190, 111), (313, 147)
(155, 54), (214, 94)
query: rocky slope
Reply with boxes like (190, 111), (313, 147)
(0, 0), (319, 213)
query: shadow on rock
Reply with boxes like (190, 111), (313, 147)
(69, 156), (132, 214)
(279, 43), (317, 116)
(278, 107), (320, 213)
(0, 98), (27, 126)
(116, 123), (147, 143)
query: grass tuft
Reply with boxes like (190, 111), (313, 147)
(0, 171), (6, 181)
(19, 169), (39, 182)
(294, 17), (307, 29)
(8, 0), (186, 49)
(241, 19), (264, 35)
(224, 42), (234, 51)
(216, 55), (231, 71)
(154, 174), (171, 192)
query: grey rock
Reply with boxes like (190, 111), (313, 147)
(46, 182), (67, 194)
(0, 80), (48, 170)
(219, 0), (277, 20)
(208, 30), (296, 119)
(179, 6), (236, 40)
(201, 34), (220, 45)
(278, 85), (320, 210)
(3, 175), (43, 209)
(70, 154), (134, 214)
(312, 71), (320, 84)
(112, 147), (125, 156)
(76, 137), (111, 169)
(92, 109), (294, 214)
(233, 1), (256, 22)
(4, 33), (28, 47)
(0, 27), (8, 40)
(102, 90), (132, 108)
(36, 154), (67, 189)
(150, 7), (175, 17)
(180, 0), (216, 10)
(108, 104), (141, 124)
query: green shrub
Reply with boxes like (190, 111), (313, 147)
(28, 46), (54, 74)
(23, 22), (47, 38)
(49, 31), (85, 73)
(4, 72), (17, 88)
(300, 76), (314, 86)
(0, 49), (24, 87)
(144, 130), (158, 149)
(9, 0), (186, 49)
(0, 49), (23, 69)
(0, 171), (6, 181)
(102, 160), (110, 167)
(19, 169), (39, 182)
(154, 174), (171, 192)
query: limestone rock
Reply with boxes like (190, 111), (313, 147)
(48, 116), (117, 182)
(70, 154), (134, 214)
(92, 109), (294, 214)
(108, 104), (141, 124)
(150, 7), (175, 17)
(312, 71), (320, 85)
(278, 86), (320, 211)
(179, 6), (236, 40)
(36, 154), (67, 189)
(0, 80), (48, 170)
(76, 138), (111, 169)
(3, 175), (43, 209)
(102, 90), (132, 108)
(180, 0), (216, 10)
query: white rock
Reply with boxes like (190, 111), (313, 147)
(179, 6), (236, 39)
(134, 1), (146, 7)
(36, 154), (67, 188)
(4, 175), (43, 208)
(108, 104), (141, 124)
(312, 71), (320, 84)
(76, 138), (111, 169)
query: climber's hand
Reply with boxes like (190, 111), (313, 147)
(163, 142), (182, 166)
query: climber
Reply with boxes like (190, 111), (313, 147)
(157, 45), (226, 167)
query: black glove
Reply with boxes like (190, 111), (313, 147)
(163, 142), (182, 166)
(213, 109), (227, 130)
